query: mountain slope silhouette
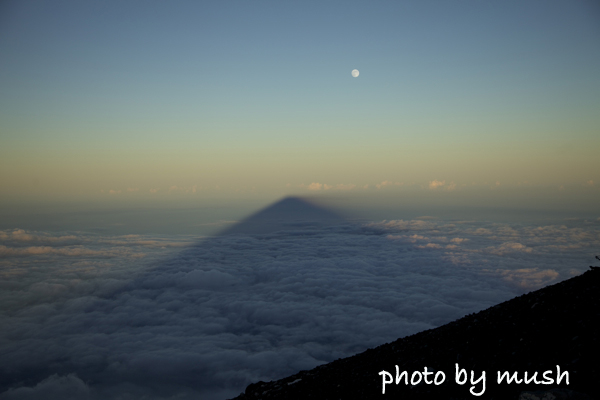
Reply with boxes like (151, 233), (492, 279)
(219, 197), (345, 235)
(231, 268), (599, 399)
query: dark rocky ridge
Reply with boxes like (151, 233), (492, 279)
(230, 268), (599, 399)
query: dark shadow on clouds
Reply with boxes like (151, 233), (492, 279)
(0, 197), (536, 400)
(217, 196), (346, 235)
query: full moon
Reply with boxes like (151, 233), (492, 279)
(351, 69), (359, 77)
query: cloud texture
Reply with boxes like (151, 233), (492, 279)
(0, 217), (597, 399)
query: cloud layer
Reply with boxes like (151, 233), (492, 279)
(0, 216), (597, 399)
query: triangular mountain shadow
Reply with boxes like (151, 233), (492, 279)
(218, 197), (346, 235)
(0, 198), (349, 397)
(231, 268), (600, 400)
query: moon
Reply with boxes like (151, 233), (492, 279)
(351, 69), (359, 78)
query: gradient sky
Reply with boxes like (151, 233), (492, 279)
(1, 0), (599, 209)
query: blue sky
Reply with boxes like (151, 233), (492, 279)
(1, 0), (599, 207)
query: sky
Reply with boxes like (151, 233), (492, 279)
(1, 0), (599, 212)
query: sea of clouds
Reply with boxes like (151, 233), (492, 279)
(0, 216), (598, 399)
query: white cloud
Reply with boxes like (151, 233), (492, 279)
(375, 181), (402, 189)
(416, 243), (442, 249)
(483, 242), (533, 256)
(450, 238), (468, 244)
(302, 182), (354, 190)
(0, 217), (596, 399)
(428, 179), (445, 189)
(0, 229), (80, 244)
(386, 234), (429, 243)
(368, 219), (435, 230)
(102, 239), (192, 248)
(493, 268), (560, 289)
(307, 182), (332, 191)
